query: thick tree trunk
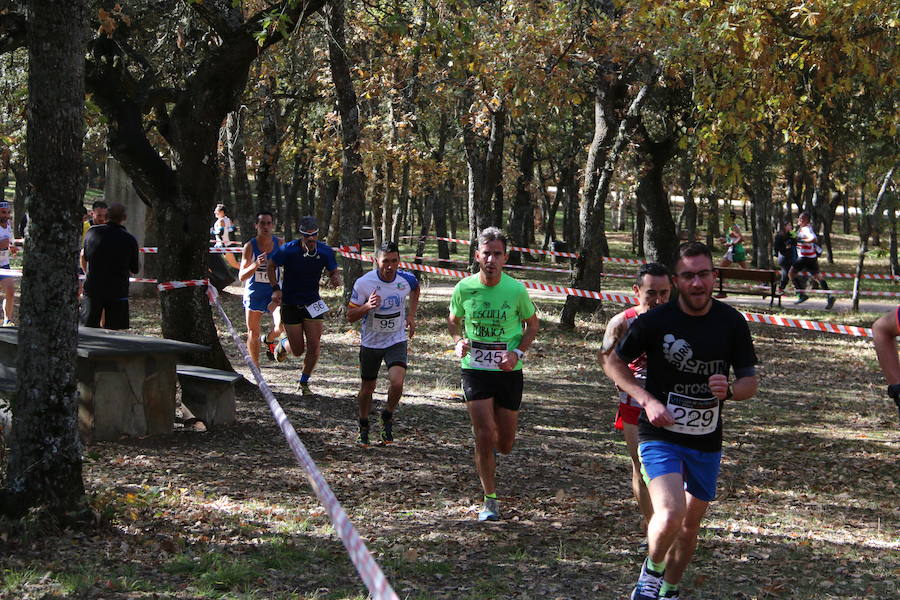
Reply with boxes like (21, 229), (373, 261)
(507, 137), (535, 265)
(637, 155), (678, 264)
(255, 76), (280, 214)
(741, 140), (775, 269)
(391, 160), (410, 244)
(463, 91), (505, 259)
(321, 176), (339, 244)
(327, 0), (365, 304)
(226, 109), (253, 239)
(4, 0), (88, 517)
(677, 164), (697, 241)
(560, 79), (654, 327)
(87, 1), (326, 370)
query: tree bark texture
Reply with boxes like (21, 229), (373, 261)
(741, 139), (775, 269)
(255, 75), (282, 216)
(507, 137), (535, 265)
(85, 1), (326, 369)
(560, 78), (654, 327)
(5, 0), (88, 516)
(226, 109), (253, 239)
(327, 0), (365, 304)
(463, 90), (505, 258)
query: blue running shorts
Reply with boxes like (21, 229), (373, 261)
(639, 440), (721, 502)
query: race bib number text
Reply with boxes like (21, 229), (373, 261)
(664, 392), (719, 436)
(470, 341), (507, 369)
(255, 266), (270, 284)
(306, 299), (329, 318)
(373, 311), (401, 331)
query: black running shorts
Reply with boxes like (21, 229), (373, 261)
(793, 257), (820, 275)
(461, 369), (524, 411)
(281, 303), (325, 325)
(359, 341), (408, 381)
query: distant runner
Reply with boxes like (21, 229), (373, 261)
(238, 210), (284, 367)
(600, 262), (672, 544)
(787, 212), (835, 309)
(606, 242), (758, 600)
(347, 241), (420, 445)
(267, 216), (341, 396)
(448, 227), (539, 522)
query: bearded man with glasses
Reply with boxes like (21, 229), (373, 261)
(606, 242), (759, 600)
(267, 216), (341, 396)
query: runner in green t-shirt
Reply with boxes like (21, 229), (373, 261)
(448, 227), (539, 522)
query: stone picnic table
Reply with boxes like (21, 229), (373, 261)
(0, 326), (208, 442)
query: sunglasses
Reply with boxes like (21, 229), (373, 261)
(300, 230), (319, 238)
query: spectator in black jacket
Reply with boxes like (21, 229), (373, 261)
(81, 202), (139, 329)
(773, 220), (796, 294)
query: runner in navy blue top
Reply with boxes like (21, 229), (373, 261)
(606, 242), (758, 600)
(238, 211), (284, 367)
(266, 216), (341, 396)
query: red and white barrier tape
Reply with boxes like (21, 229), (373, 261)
(420, 236), (899, 280)
(157, 279), (209, 291)
(799, 270), (900, 281)
(338, 251), (876, 337)
(140, 244), (360, 255)
(739, 311), (871, 337)
(206, 288), (399, 600)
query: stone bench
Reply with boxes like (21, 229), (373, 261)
(176, 365), (241, 428)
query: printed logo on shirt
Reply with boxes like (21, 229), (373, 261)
(662, 334), (726, 375)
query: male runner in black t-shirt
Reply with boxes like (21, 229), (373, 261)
(607, 242), (758, 600)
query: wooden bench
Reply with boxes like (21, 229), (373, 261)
(716, 267), (782, 307)
(176, 365), (241, 428)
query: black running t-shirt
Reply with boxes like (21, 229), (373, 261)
(615, 299), (758, 452)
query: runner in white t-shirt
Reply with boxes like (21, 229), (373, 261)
(347, 241), (420, 445)
(0, 202), (19, 326)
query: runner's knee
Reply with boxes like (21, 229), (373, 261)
(474, 426), (498, 450)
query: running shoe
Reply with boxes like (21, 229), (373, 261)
(297, 381), (315, 397)
(273, 334), (289, 362)
(660, 588), (680, 600)
(356, 427), (370, 446)
(478, 497), (500, 522)
(260, 332), (275, 361)
(1, 319), (13, 327)
(794, 293), (809, 305)
(630, 558), (664, 600)
(825, 295), (836, 310)
(380, 415), (394, 444)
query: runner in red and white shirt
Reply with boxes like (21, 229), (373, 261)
(787, 211), (835, 309)
(600, 262), (672, 540)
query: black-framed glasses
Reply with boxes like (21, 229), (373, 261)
(676, 270), (714, 281)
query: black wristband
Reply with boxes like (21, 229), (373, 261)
(724, 384), (733, 400)
(271, 284), (280, 291)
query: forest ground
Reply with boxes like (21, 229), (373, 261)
(1, 232), (898, 600)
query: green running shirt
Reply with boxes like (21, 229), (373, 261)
(449, 272), (536, 371)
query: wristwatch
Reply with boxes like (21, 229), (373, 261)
(512, 348), (526, 361)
